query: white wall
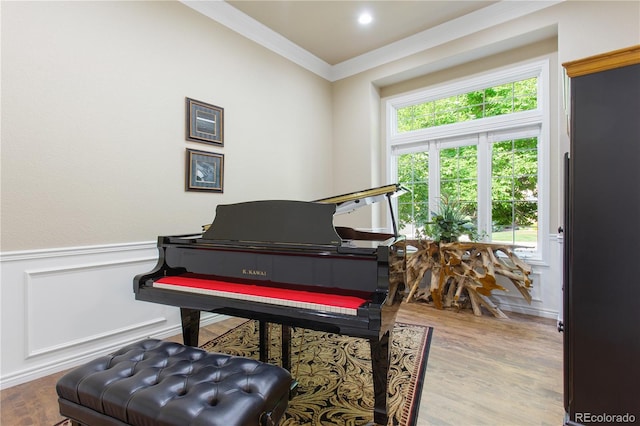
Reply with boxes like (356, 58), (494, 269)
(1, 1), (333, 252)
(0, 1), (332, 388)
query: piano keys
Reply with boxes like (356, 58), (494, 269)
(133, 184), (408, 425)
(152, 273), (370, 316)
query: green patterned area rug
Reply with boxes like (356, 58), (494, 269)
(201, 321), (433, 426)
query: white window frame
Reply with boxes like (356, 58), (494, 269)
(385, 59), (550, 263)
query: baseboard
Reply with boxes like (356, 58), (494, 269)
(500, 302), (559, 319)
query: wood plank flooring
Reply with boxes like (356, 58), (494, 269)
(0, 302), (564, 425)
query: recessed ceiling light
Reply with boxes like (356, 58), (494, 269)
(358, 12), (373, 25)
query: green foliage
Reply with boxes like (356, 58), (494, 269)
(419, 193), (481, 243)
(396, 78), (537, 133)
(397, 152), (430, 231)
(490, 138), (538, 228)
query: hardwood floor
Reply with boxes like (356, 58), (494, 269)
(0, 303), (563, 425)
(396, 304), (564, 426)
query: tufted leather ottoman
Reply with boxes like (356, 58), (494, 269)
(56, 339), (295, 426)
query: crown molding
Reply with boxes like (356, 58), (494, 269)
(181, 0), (333, 80)
(562, 44), (640, 77)
(181, 0), (562, 83)
(331, 1), (562, 81)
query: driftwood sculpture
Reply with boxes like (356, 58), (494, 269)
(404, 240), (532, 318)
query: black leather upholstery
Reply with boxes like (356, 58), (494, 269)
(56, 339), (293, 426)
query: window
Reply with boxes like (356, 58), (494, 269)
(397, 151), (430, 229)
(397, 77), (538, 132)
(440, 144), (478, 218)
(491, 137), (538, 246)
(387, 60), (548, 259)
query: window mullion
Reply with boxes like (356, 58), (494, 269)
(429, 141), (440, 215)
(477, 133), (491, 240)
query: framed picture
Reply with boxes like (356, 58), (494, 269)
(186, 148), (224, 192)
(186, 97), (224, 146)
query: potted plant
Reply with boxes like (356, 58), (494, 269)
(418, 193), (480, 243)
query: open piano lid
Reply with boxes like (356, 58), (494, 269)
(201, 184), (407, 247)
(315, 183), (408, 237)
(314, 183), (408, 215)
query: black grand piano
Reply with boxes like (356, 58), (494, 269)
(134, 184), (408, 425)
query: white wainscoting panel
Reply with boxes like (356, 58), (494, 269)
(494, 234), (563, 319)
(0, 242), (222, 390)
(24, 257), (166, 357)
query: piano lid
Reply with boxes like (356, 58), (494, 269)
(200, 184), (408, 246)
(314, 183), (408, 215)
(315, 183), (408, 237)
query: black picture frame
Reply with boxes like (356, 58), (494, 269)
(186, 97), (224, 146)
(186, 148), (224, 192)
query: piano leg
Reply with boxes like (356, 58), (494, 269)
(180, 308), (201, 347)
(370, 331), (390, 426)
(258, 321), (292, 371)
(259, 321), (269, 363)
(281, 325), (291, 371)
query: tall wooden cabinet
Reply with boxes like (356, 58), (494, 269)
(562, 46), (640, 425)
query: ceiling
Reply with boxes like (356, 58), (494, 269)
(226, 1), (497, 65)
(182, 0), (561, 81)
